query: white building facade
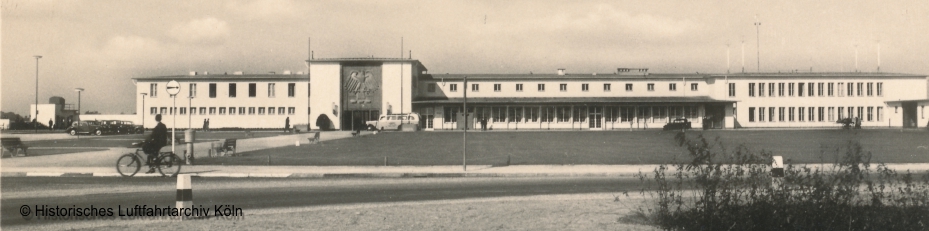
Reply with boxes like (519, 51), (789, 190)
(133, 58), (929, 130)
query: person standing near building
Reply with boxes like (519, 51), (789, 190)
(48, 119), (54, 130)
(284, 117), (290, 132)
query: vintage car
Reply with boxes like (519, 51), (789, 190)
(662, 118), (692, 131)
(66, 121), (108, 136)
(112, 120), (144, 134)
(366, 113), (420, 131)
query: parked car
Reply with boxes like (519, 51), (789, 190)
(366, 113), (420, 131)
(112, 120), (143, 134)
(66, 121), (108, 136)
(663, 118), (692, 131)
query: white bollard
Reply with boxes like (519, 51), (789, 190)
(176, 174), (192, 216)
(772, 156), (784, 187)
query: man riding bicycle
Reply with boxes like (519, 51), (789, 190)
(143, 114), (168, 173)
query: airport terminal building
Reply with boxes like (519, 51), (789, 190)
(132, 58), (929, 130)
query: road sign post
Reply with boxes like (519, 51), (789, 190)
(166, 80), (181, 159)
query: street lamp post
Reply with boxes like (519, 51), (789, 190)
(188, 96), (193, 130)
(34, 55), (42, 133)
(141, 93), (147, 134)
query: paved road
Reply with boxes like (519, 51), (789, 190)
(1, 177), (647, 228)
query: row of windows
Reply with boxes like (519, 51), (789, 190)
(435, 83), (699, 93)
(150, 83), (300, 98)
(747, 106), (883, 123)
(438, 106), (699, 123)
(744, 82), (882, 97)
(150, 106), (296, 115)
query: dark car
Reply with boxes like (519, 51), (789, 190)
(663, 118), (692, 131)
(109, 120), (143, 134)
(66, 121), (108, 136)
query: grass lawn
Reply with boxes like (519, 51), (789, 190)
(198, 129), (929, 166)
(20, 131), (292, 148)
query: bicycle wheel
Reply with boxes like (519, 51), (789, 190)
(116, 154), (141, 177)
(156, 154), (182, 177)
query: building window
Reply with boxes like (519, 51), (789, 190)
(581, 84), (589, 92)
(759, 107), (765, 122)
(857, 107), (863, 119)
(877, 107), (883, 121)
(857, 82), (863, 96)
(691, 83), (698, 91)
(817, 107), (824, 121)
(838, 83), (845, 96)
(728, 83), (736, 97)
(228, 83), (236, 98)
(797, 83), (803, 97)
(817, 83), (824, 96)
(493, 84), (501, 92)
(758, 83), (765, 97)
(449, 84), (457, 92)
(427, 83), (436, 92)
(189, 83), (196, 98)
(867, 107), (874, 121)
(278, 107), (285, 115)
(768, 83), (775, 96)
(798, 107), (805, 121)
(847, 82), (854, 97)
(226, 107), (234, 115)
(769, 107), (775, 122)
(877, 82), (883, 96)
(775, 107), (783, 121)
(669, 83), (677, 91)
(288, 107), (295, 115)
(748, 107), (756, 122)
(209, 107), (216, 115)
(603, 83), (611, 92)
(749, 83), (755, 97)
(867, 82), (874, 96)
(248, 83), (256, 97)
(268, 83), (276, 97)
(788, 83), (795, 96)
(789, 107), (795, 121)
(218, 107), (225, 115)
(560, 84), (567, 92)
(647, 83), (655, 91)
(808, 82), (815, 96)
(209, 83), (216, 98)
(472, 83), (480, 92)
(159, 107), (167, 115)
(248, 107), (255, 115)
(267, 107), (274, 115)
(149, 83), (158, 97)
(237, 107), (244, 115)
(516, 84), (524, 92)
(838, 107), (845, 119)
(538, 84), (545, 92)
(148, 107), (156, 115)
(180, 107), (187, 115)
(625, 84), (633, 91)
(556, 106), (570, 122)
(828, 83), (834, 96)
(778, 83), (784, 96)
(828, 107), (835, 122)
(258, 107), (265, 115)
(288, 83), (296, 97)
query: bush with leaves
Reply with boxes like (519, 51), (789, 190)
(634, 132), (929, 230)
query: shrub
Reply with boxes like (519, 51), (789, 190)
(634, 132), (929, 230)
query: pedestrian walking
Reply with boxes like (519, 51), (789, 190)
(284, 117), (290, 132)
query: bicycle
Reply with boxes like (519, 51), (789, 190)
(116, 141), (182, 177)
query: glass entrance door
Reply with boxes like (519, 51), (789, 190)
(588, 106), (602, 129)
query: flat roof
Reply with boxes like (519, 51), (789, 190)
(133, 74), (309, 81)
(412, 96), (736, 104)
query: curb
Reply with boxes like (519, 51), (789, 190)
(0, 171), (641, 178)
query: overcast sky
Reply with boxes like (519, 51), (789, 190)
(2, 0), (927, 115)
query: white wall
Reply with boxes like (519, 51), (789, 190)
(420, 78), (708, 99)
(309, 63), (342, 130)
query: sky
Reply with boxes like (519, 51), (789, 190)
(2, 0), (927, 115)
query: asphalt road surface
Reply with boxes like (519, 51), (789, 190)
(1, 176), (648, 228)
